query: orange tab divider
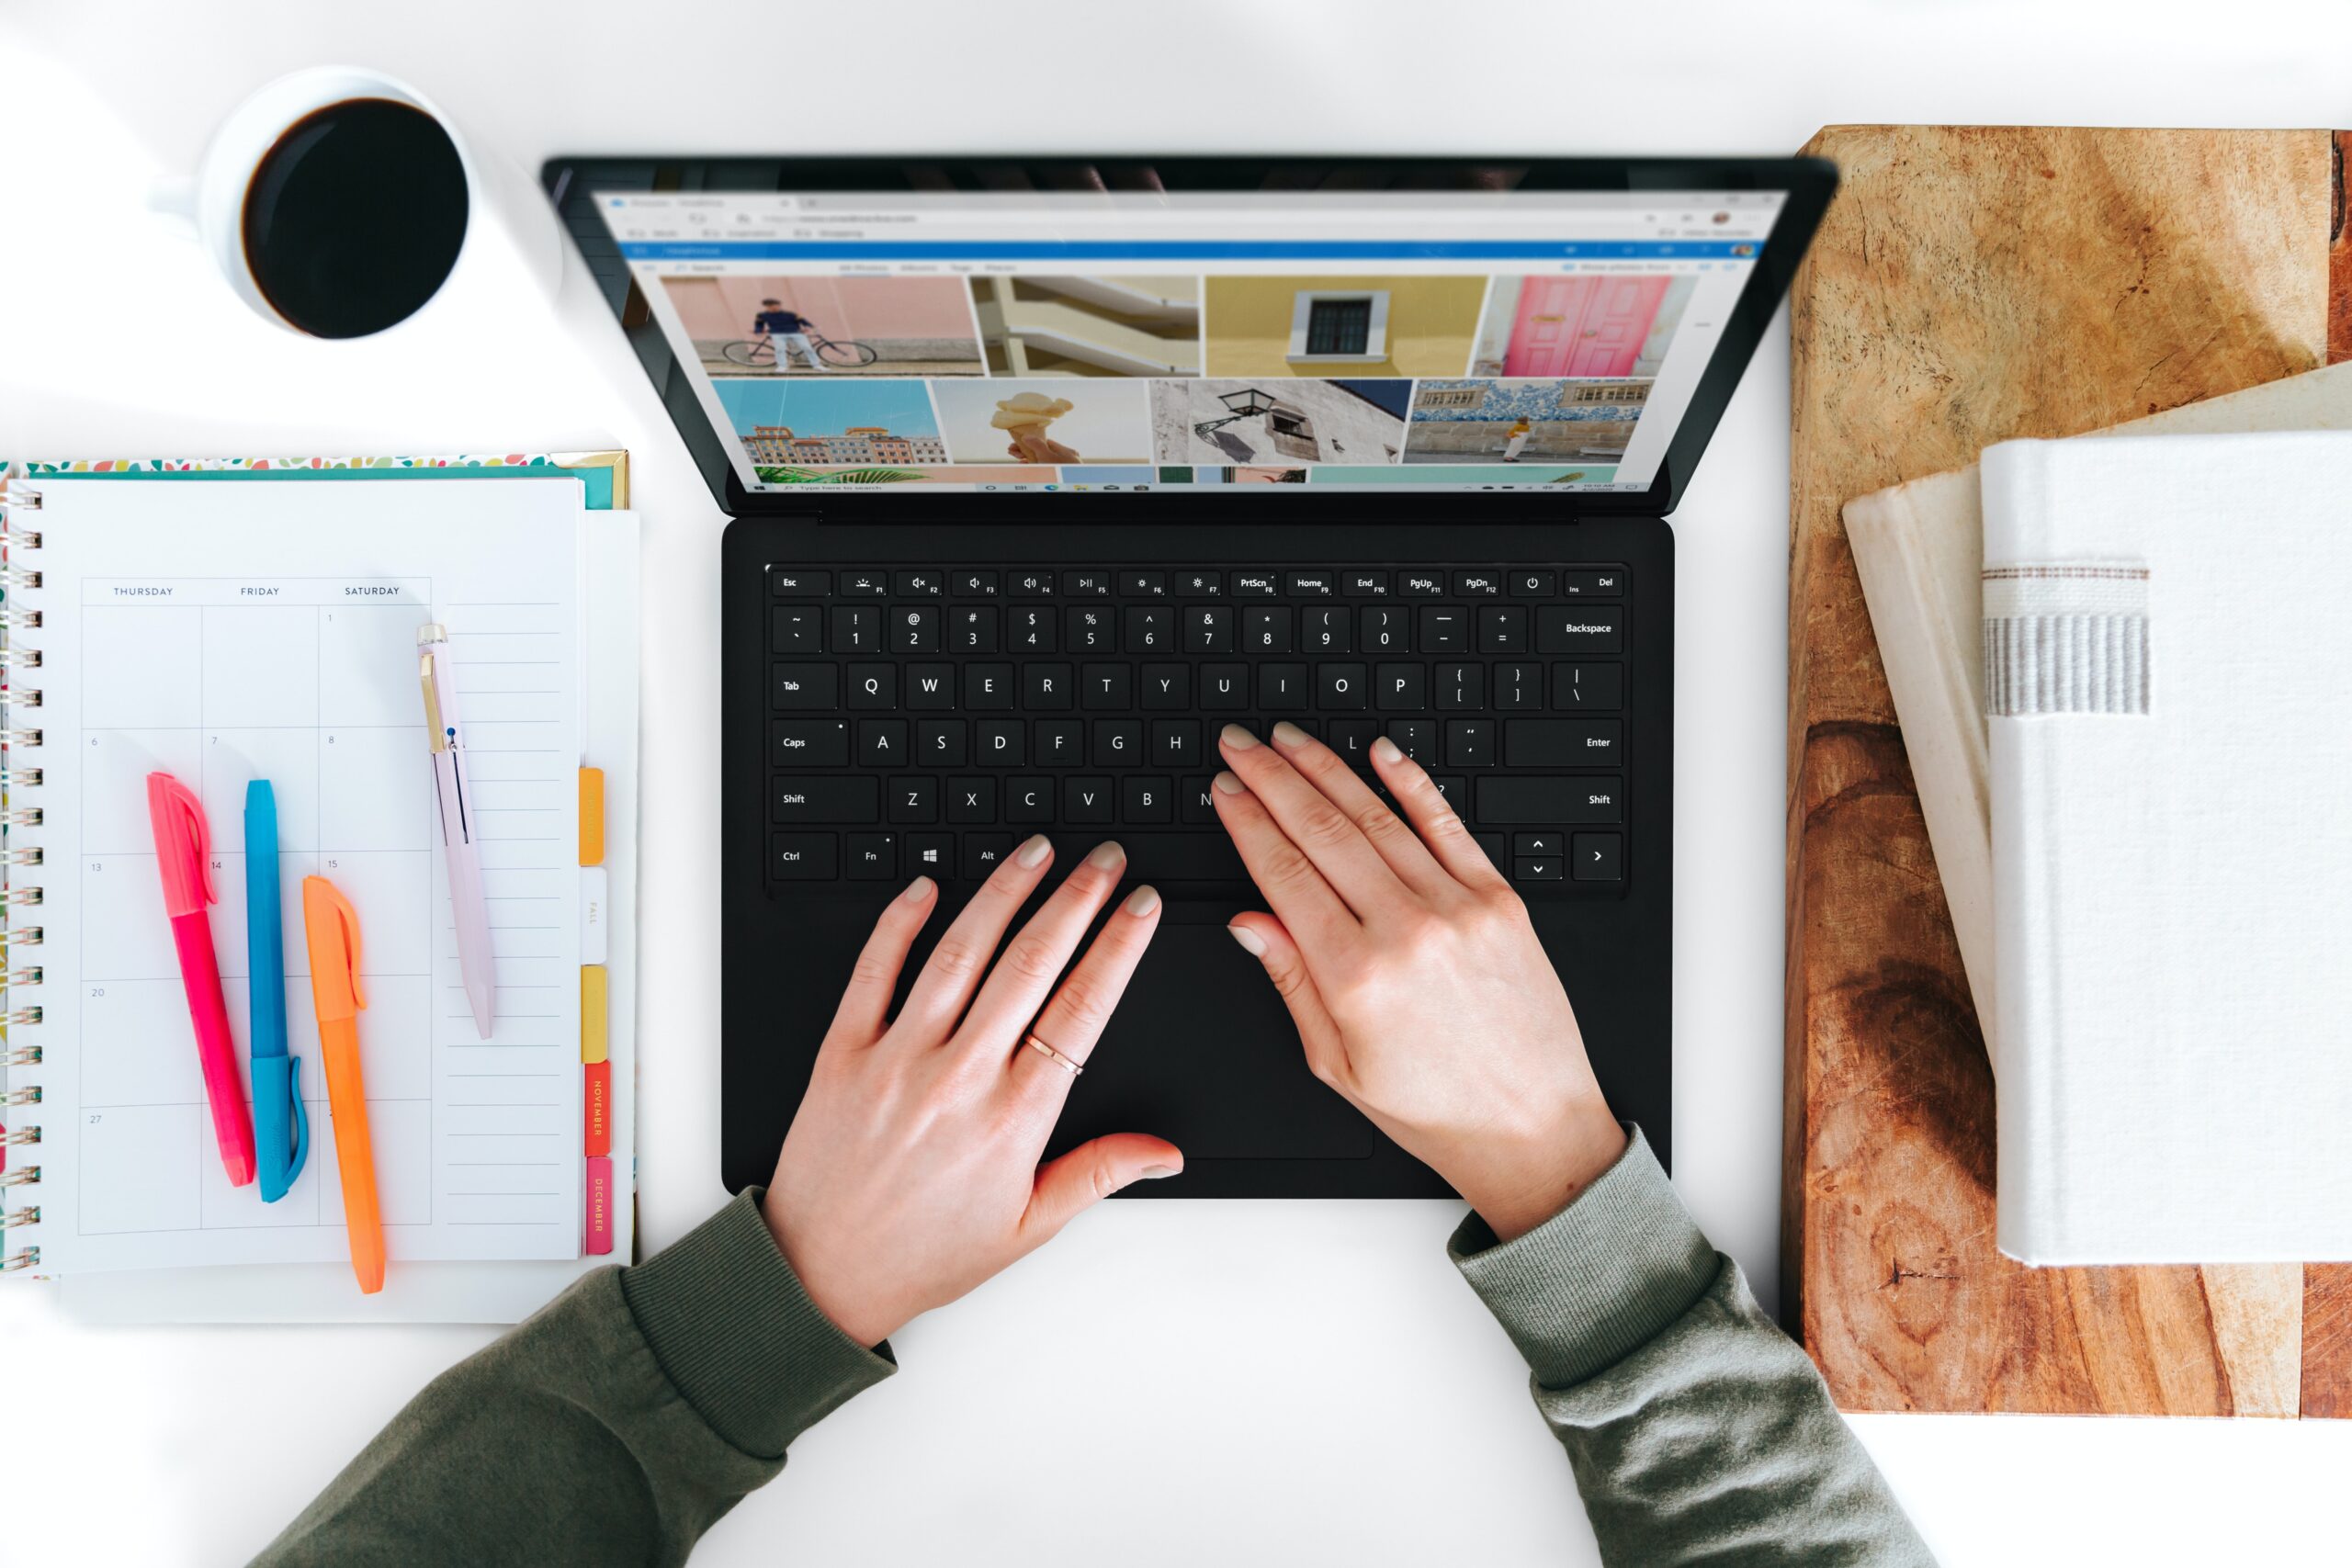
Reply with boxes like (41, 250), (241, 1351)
(578, 768), (605, 866)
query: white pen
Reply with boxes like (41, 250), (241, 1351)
(419, 623), (496, 1037)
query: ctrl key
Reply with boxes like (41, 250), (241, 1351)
(771, 832), (838, 881)
(1571, 832), (1624, 883)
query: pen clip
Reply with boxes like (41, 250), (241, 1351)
(321, 880), (368, 1011)
(285, 1056), (310, 1184)
(152, 772), (217, 906)
(420, 650), (448, 753)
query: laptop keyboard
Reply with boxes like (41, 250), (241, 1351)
(763, 563), (1628, 890)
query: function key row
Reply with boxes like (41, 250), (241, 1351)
(771, 566), (1625, 601)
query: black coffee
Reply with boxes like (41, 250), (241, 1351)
(241, 97), (469, 338)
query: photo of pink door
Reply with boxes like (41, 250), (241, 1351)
(1503, 276), (1671, 378)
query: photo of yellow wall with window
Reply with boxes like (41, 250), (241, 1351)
(1203, 276), (1488, 378)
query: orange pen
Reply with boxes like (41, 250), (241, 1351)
(301, 876), (385, 1293)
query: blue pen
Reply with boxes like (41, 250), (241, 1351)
(245, 780), (308, 1201)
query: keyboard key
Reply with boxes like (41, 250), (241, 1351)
(1341, 570), (1390, 597)
(1181, 776), (1218, 823)
(1358, 605), (1410, 653)
(1559, 569), (1624, 598)
(1257, 664), (1308, 710)
(772, 605), (821, 653)
(1301, 606), (1351, 652)
(1174, 570), (1222, 596)
(1553, 662), (1624, 710)
(770, 567), (831, 598)
(1476, 776), (1624, 824)
(1386, 717), (1435, 762)
(1201, 664), (1250, 710)
(774, 776), (879, 825)
(951, 606), (998, 652)
(1139, 664), (1191, 708)
(1183, 605), (1235, 653)
(1329, 718), (1378, 765)
(978, 718), (1025, 766)
(1397, 570), (1446, 597)
(831, 604), (882, 654)
(772, 718), (848, 767)
(1446, 719), (1495, 767)
(1036, 720), (1085, 766)
(1508, 570), (1554, 597)
(963, 833), (1014, 879)
(1472, 832), (1508, 873)
(1453, 570), (1502, 596)
(1477, 605), (1528, 654)
(1120, 570), (1167, 597)
(1007, 778), (1055, 822)
(903, 832), (954, 876)
(1023, 662), (1072, 709)
(947, 777), (996, 823)
(890, 604), (940, 652)
(1515, 855), (1564, 882)
(1010, 570), (1055, 598)
(1571, 832), (1624, 881)
(1062, 569), (1113, 597)
(1065, 605), (1114, 652)
(858, 719), (909, 766)
(953, 570), (1000, 597)
(888, 776), (938, 824)
(919, 719), (968, 767)
(1375, 663), (1425, 709)
(1082, 664), (1133, 709)
(1094, 719), (1142, 765)
(772, 662), (839, 710)
(1503, 719), (1622, 767)
(906, 664), (956, 710)
(1494, 661), (1544, 710)
(1125, 833), (1248, 883)
(1151, 719), (1202, 768)
(964, 663), (1014, 710)
(1065, 777), (1115, 824)
(1318, 663), (1368, 710)
(1285, 570), (1335, 596)
(1516, 831), (1566, 856)
(895, 570), (944, 597)
(1536, 606), (1624, 654)
(1232, 570), (1279, 596)
(1243, 606), (1294, 653)
(1430, 776), (1466, 816)
(1419, 605), (1468, 653)
(1125, 605), (1175, 653)
(1434, 662), (1484, 710)
(1009, 606), (1056, 652)
(846, 832), (896, 879)
(772, 833), (837, 880)
(841, 569), (888, 597)
(1124, 776), (1174, 823)
(846, 663), (896, 709)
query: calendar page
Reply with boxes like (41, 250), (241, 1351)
(19, 478), (591, 1271)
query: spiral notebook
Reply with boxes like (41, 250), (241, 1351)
(0, 462), (637, 1314)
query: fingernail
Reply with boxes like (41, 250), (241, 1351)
(1016, 833), (1053, 867)
(1087, 840), (1126, 869)
(1227, 923), (1266, 956)
(1271, 720), (1309, 749)
(1123, 885), (1160, 917)
(1212, 770), (1248, 795)
(1372, 736), (1403, 763)
(1220, 723), (1259, 750)
(901, 874), (935, 902)
(1136, 1164), (1181, 1180)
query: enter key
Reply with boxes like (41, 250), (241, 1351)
(1503, 718), (1623, 767)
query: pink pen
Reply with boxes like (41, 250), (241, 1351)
(145, 772), (257, 1187)
(419, 624), (495, 1037)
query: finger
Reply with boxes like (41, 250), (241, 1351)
(1224, 911), (1351, 1087)
(1217, 724), (1401, 915)
(1020, 1132), (1184, 1245)
(1011, 885), (1163, 1099)
(1262, 720), (1455, 901)
(1208, 766), (1357, 948)
(950, 840), (1131, 1050)
(1371, 735), (1512, 893)
(898, 832), (1060, 1034)
(827, 875), (937, 1044)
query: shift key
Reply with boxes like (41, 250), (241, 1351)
(1476, 776), (1625, 824)
(1504, 718), (1623, 766)
(773, 775), (879, 824)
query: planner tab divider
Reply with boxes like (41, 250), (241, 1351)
(579, 768), (609, 1255)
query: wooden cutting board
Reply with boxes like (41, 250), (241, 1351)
(1785, 124), (2352, 1416)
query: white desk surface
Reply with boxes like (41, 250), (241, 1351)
(6, 2), (2349, 1562)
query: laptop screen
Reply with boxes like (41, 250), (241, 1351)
(593, 185), (1786, 498)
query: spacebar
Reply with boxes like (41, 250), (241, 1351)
(1122, 833), (1249, 883)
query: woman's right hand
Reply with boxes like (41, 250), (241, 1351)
(1211, 723), (1627, 1241)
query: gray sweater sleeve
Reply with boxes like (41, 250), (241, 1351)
(1451, 1126), (1934, 1566)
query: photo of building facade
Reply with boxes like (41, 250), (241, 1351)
(967, 276), (1201, 377)
(741, 425), (948, 465)
(1403, 378), (1653, 463)
(1151, 379), (1409, 465)
(1202, 276), (1488, 378)
(1470, 276), (1694, 378)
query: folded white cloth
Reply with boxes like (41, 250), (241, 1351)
(1984, 431), (2352, 1264)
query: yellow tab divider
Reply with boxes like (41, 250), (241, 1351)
(581, 965), (608, 1065)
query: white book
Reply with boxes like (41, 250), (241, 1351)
(1981, 431), (2352, 1264)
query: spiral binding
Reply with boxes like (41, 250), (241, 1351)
(2, 477), (40, 1262)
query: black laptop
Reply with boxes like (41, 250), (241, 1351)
(544, 155), (1833, 1197)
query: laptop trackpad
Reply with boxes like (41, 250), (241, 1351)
(1046, 922), (1375, 1160)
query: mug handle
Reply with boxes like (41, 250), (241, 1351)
(147, 175), (200, 241)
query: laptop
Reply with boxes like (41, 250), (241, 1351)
(543, 155), (1834, 1197)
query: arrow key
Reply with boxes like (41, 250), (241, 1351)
(1514, 857), (1563, 882)
(1570, 832), (1624, 882)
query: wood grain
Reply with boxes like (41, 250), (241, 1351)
(1786, 125), (2347, 1416)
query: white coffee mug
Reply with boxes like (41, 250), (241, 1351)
(150, 64), (560, 335)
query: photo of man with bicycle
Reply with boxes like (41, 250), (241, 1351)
(661, 275), (988, 378)
(751, 299), (832, 372)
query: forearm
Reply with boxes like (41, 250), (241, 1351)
(251, 1190), (894, 1568)
(1453, 1128), (1933, 1567)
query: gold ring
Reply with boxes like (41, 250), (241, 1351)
(1022, 1032), (1083, 1077)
